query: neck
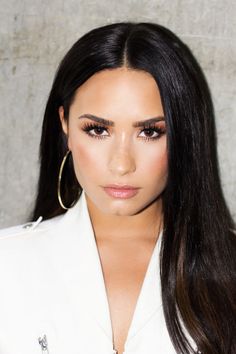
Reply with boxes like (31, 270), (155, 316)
(85, 194), (163, 244)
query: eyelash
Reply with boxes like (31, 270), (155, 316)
(81, 123), (165, 141)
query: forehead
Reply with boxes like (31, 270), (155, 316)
(70, 67), (164, 120)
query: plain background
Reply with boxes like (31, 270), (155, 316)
(0, 0), (235, 228)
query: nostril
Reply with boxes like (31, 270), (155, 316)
(108, 154), (136, 175)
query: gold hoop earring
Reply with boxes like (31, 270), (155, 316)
(57, 150), (78, 210)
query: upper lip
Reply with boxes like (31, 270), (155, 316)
(104, 184), (139, 190)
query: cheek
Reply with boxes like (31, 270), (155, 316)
(150, 151), (168, 176)
(70, 139), (101, 174)
(141, 141), (168, 177)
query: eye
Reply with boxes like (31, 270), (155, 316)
(138, 126), (165, 141)
(81, 122), (166, 141)
(81, 123), (109, 139)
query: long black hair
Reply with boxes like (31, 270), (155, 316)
(32, 22), (236, 354)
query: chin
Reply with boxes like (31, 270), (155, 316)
(104, 203), (145, 217)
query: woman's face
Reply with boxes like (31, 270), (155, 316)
(59, 67), (168, 216)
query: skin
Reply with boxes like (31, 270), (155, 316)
(59, 67), (168, 242)
(59, 67), (168, 353)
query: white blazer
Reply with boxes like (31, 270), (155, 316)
(0, 190), (177, 354)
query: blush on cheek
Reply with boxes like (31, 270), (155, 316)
(71, 142), (99, 174)
(147, 155), (168, 192)
(148, 149), (168, 174)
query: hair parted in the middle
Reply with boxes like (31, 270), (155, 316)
(32, 22), (236, 354)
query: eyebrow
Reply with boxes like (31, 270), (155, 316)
(78, 113), (165, 127)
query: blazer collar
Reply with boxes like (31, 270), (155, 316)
(51, 189), (163, 346)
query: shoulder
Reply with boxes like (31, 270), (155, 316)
(0, 214), (63, 241)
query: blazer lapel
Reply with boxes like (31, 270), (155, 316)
(50, 189), (163, 349)
(125, 226), (163, 345)
(50, 190), (113, 341)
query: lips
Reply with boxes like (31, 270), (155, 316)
(105, 184), (139, 190)
(103, 184), (140, 199)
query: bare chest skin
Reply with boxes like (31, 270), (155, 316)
(96, 239), (157, 354)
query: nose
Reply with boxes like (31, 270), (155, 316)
(108, 145), (136, 176)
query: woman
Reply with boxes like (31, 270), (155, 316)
(0, 22), (235, 354)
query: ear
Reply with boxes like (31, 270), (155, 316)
(59, 106), (72, 150)
(58, 106), (68, 135)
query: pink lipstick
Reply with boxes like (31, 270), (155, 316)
(103, 184), (140, 199)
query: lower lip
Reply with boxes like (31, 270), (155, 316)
(103, 187), (139, 199)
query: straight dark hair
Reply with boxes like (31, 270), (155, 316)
(32, 22), (236, 353)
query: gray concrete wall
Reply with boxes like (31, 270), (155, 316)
(0, 0), (235, 228)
